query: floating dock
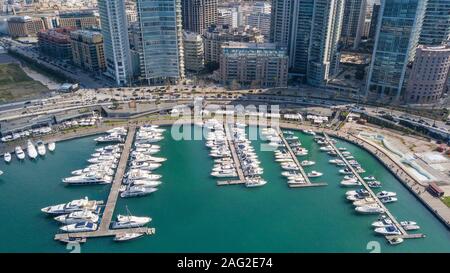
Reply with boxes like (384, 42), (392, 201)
(278, 129), (327, 188)
(323, 133), (423, 240)
(54, 126), (156, 242)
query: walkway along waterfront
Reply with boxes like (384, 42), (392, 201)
(54, 126), (156, 242)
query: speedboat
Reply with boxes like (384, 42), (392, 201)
(120, 186), (158, 198)
(372, 216), (393, 227)
(41, 197), (101, 215)
(387, 237), (404, 245)
(339, 168), (353, 174)
(4, 152), (11, 163)
(60, 221), (98, 233)
(307, 171), (323, 178)
(380, 196), (397, 203)
(114, 232), (145, 242)
(27, 140), (38, 159)
(346, 189), (369, 196)
(301, 160), (315, 166)
(112, 215), (152, 229)
(400, 221), (420, 231)
(355, 204), (385, 214)
(281, 171), (300, 177)
(340, 179), (361, 187)
(54, 210), (99, 224)
(15, 146), (25, 160)
(36, 141), (46, 156)
(368, 181), (382, 188)
(363, 176), (376, 181)
(48, 142), (56, 152)
(374, 225), (401, 235)
(376, 191), (396, 198)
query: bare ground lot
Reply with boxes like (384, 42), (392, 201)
(0, 63), (50, 103)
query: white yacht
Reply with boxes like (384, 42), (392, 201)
(112, 215), (152, 229)
(125, 180), (162, 188)
(15, 146), (26, 160)
(135, 143), (160, 149)
(60, 221), (98, 233)
(301, 160), (315, 166)
(371, 216), (393, 228)
(130, 162), (161, 171)
(340, 179), (361, 187)
(287, 176), (306, 184)
(374, 226), (401, 235)
(120, 186), (158, 198)
(125, 170), (161, 181)
(36, 140), (46, 156)
(353, 197), (377, 207)
(307, 171), (322, 178)
(211, 170), (238, 178)
(41, 197), (101, 215)
(27, 140), (38, 159)
(62, 173), (112, 185)
(133, 155), (166, 163)
(4, 152), (11, 163)
(339, 168), (353, 174)
(376, 191), (396, 198)
(94, 134), (124, 143)
(48, 142), (56, 152)
(245, 177), (267, 187)
(355, 204), (385, 214)
(281, 163), (299, 171)
(346, 189), (369, 196)
(388, 237), (404, 245)
(281, 171), (300, 177)
(54, 210), (99, 224)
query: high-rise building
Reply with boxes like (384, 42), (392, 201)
(98, 0), (132, 86)
(70, 29), (106, 72)
(219, 42), (288, 88)
(306, 0), (345, 86)
(269, 0), (293, 48)
(183, 31), (204, 72)
(366, 0), (427, 101)
(270, 0), (345, 86)
(181, 0), (218, 34)
(246, 12), (271, 41)
(405, 44), (450, 104)
(136, 0), (185, 84)
(368, 3), (380, 40)
(419, 0), (450, 46)
(340, 0), (367, 49)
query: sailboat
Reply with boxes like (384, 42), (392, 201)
(113, 206), (148, 242)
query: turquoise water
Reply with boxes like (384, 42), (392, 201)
(0, 125), (449, 253)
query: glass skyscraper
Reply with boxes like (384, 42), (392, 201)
(366, 0), (426, 101)
(98, 0), (132, 86)
(136, 0), (185, 84)
(419, 0), (450, 46)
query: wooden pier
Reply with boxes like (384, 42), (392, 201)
(323, 133), (423, 240)
(278, 129), (327, 188)
(54, 126), (156, 242)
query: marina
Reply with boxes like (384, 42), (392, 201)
(0, 125), (448, 252)
(53, 126), (157, 242)
(323, 133), (424, 241)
